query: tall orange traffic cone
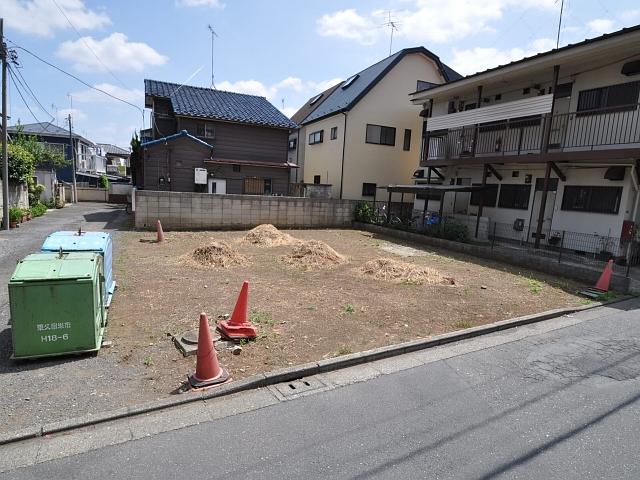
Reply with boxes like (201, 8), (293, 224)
(188, 313), (229, 389)
(217, 281), (257, 340)
(156, 219), (164, 243)
(594, 259), (614, 292)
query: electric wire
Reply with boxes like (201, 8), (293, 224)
(8, 66), (43, 124)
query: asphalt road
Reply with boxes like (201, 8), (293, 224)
(4, 297), (639, 479)
(0, 203), (138, 432)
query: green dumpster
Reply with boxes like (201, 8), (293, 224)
(9, 252), (106, 359)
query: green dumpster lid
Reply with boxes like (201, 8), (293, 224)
(10, 252), (99, 282)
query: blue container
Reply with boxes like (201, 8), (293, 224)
(41, 231), (115, 307)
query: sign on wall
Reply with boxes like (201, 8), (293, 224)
(194, 168), (208, 185)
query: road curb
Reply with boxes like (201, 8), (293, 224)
(0, 296), (631, 446)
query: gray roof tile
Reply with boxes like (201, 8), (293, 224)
(145, 80), (297, 130)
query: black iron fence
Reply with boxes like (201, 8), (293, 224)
(424, 102), (640, 163)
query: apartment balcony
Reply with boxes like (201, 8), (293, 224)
(421, 100), (640, 166)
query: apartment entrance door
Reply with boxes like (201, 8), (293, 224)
(548, 83), (573, 149)
(528, 177), (558, 242)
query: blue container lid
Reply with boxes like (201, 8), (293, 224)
(41, 231), (111, 253)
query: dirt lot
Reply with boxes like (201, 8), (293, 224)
(106, 227), (587, 397)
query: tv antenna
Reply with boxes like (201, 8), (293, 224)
(382, 11), (400, 56)
(555, 0), (565, 48)
(208, 25), (219, 89)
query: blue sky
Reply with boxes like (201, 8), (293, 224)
(1, 0), (638, 149)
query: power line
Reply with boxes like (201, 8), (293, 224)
(10, 64), (55, 121)
(50, 0), (129, 89)
(8, 66), (43, 124)
(7, 40), (144, 121)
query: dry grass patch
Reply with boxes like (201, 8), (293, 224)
(281, 240), (347, 269)
(241, 224), (299, 247)
(184, 241), (248, 268)
(360, 257), (454, 285)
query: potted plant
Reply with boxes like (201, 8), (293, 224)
(21, 208), (28, 223)
(9, 207), (22, 228)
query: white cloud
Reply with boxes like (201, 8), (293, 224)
(450, 38), (556, 76)
(587, 18), (615, 35)
(56, 33), (168, 72)
(176, 0), (224, 8)
(317, 0), (558, 46)
(0, 0), (110, 37)
(216, 80), (272, 98)
(280, 107), (298, 118)
(308, 78), (343, 92)
(71, 83), (144, 104)
(217, 76), (342, 101)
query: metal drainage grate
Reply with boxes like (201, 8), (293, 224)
(272, 377), (326, 398)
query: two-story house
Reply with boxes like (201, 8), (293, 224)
(408, 25), (640, 253)
(289, 47), (461, 200)
(140, 80), (298, 195)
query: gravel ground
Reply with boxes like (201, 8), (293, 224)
(0, 203), (150, 434)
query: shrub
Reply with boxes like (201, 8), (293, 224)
(99, 175), (109, 189)
(354, 200), (375, 223)
(28, 181), (45, 206)
(6, 144), (35, 183)
(9, 207), (23, 223)
(424, 221), (469, 243)
(30, 202), (47, 217)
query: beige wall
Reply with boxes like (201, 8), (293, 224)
(303, 53), (446, 200)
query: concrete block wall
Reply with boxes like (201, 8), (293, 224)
(135, 190), (357, 230)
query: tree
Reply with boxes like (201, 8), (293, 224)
(4, 143), (35, 183)
(11, 123), (70, 170)
(130, 131), (141, 185)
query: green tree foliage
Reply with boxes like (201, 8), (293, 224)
(5, 143), (35, 183)
(99, 175), (109, 189)
(130, 131), (141, 185)
(12, 124), (70, 170)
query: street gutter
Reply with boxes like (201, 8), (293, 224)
(0, 297), (630, 446)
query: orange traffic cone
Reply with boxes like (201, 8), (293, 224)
(156, 219), (164, 243)
(594, 259), (614, 292)
(217, 281), (258, 340)
(188, 313), (229, 389)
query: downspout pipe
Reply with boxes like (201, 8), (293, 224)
(339, 112), (348, 200)
(630, 164), (639, 224)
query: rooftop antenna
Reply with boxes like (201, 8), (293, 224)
(281, 98), (285, 110)
(555, 0), (565, 48)
(51, 104), (58, 126)
(207, 25), (219, 89)
(382, 11), (400, 56)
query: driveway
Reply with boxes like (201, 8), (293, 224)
(0, 203), (142, 433)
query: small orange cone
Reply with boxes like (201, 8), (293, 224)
(188, 313), (229, 389)
(156, 219), (164, 243)
(594, 259), (614, 292)
(217, 281), (257, 340)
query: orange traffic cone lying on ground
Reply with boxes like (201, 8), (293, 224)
(156, 219), (164, 243)
(188, 312), (229, 389)
(217, 281), (258, 340)
(594, 259), (614, 292)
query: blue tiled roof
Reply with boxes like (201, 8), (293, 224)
(145, 80), (297, 130)
(301, 47), (461, 125)
(140, 130), (214, 149)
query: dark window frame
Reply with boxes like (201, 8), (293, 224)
(196, 122), (215, 139)
(577, 81), (640, 115)
(308, 130), (324, 145)
(365, 124), (396, 146)
(232, 165), (241, 173)
(561, 186), (622, 214)
(470, 184), (499, 207)
(330, 126), (338, 140)
(288, 138), (297, 150)
(313, 175), (321, 184)
(498, 184), (532, 210)
(362, 182), (377, 197)
(403, 129), (412, 151)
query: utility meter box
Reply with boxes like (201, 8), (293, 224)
(9, 252), (106, 359)
(41, 230), (115, 307)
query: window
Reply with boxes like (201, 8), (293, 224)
(464, 103), (477, 111)
(403, 129), (412, 151)
(196, 122), (215, 139)
(313, 175), (321, 184)
(362, 183), (377, 197)
(342, 74), (359, 89)
(366, 124), (396, 146)
(494, 94), (502, 101)
(498, 184), (531, 210)
(309, 130), (323, 145)
(39, 142), (66, 155)
(232, 165), (241, 172)
(309, 93), (323, 105)
(470, 184), (499, 207)
(447, 101), (457, 114)
(330, 127), (338, 140)
(577, 81), (640, 113)
(561, 186), (622, 214)
(288, 138), (297, 150)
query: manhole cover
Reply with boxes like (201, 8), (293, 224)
(181, 329), (219, 345)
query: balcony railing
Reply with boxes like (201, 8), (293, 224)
(423, 103), (640, 164)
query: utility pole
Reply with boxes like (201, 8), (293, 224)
(68, 114), (77, 204)
(1, 18), (8, 230)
